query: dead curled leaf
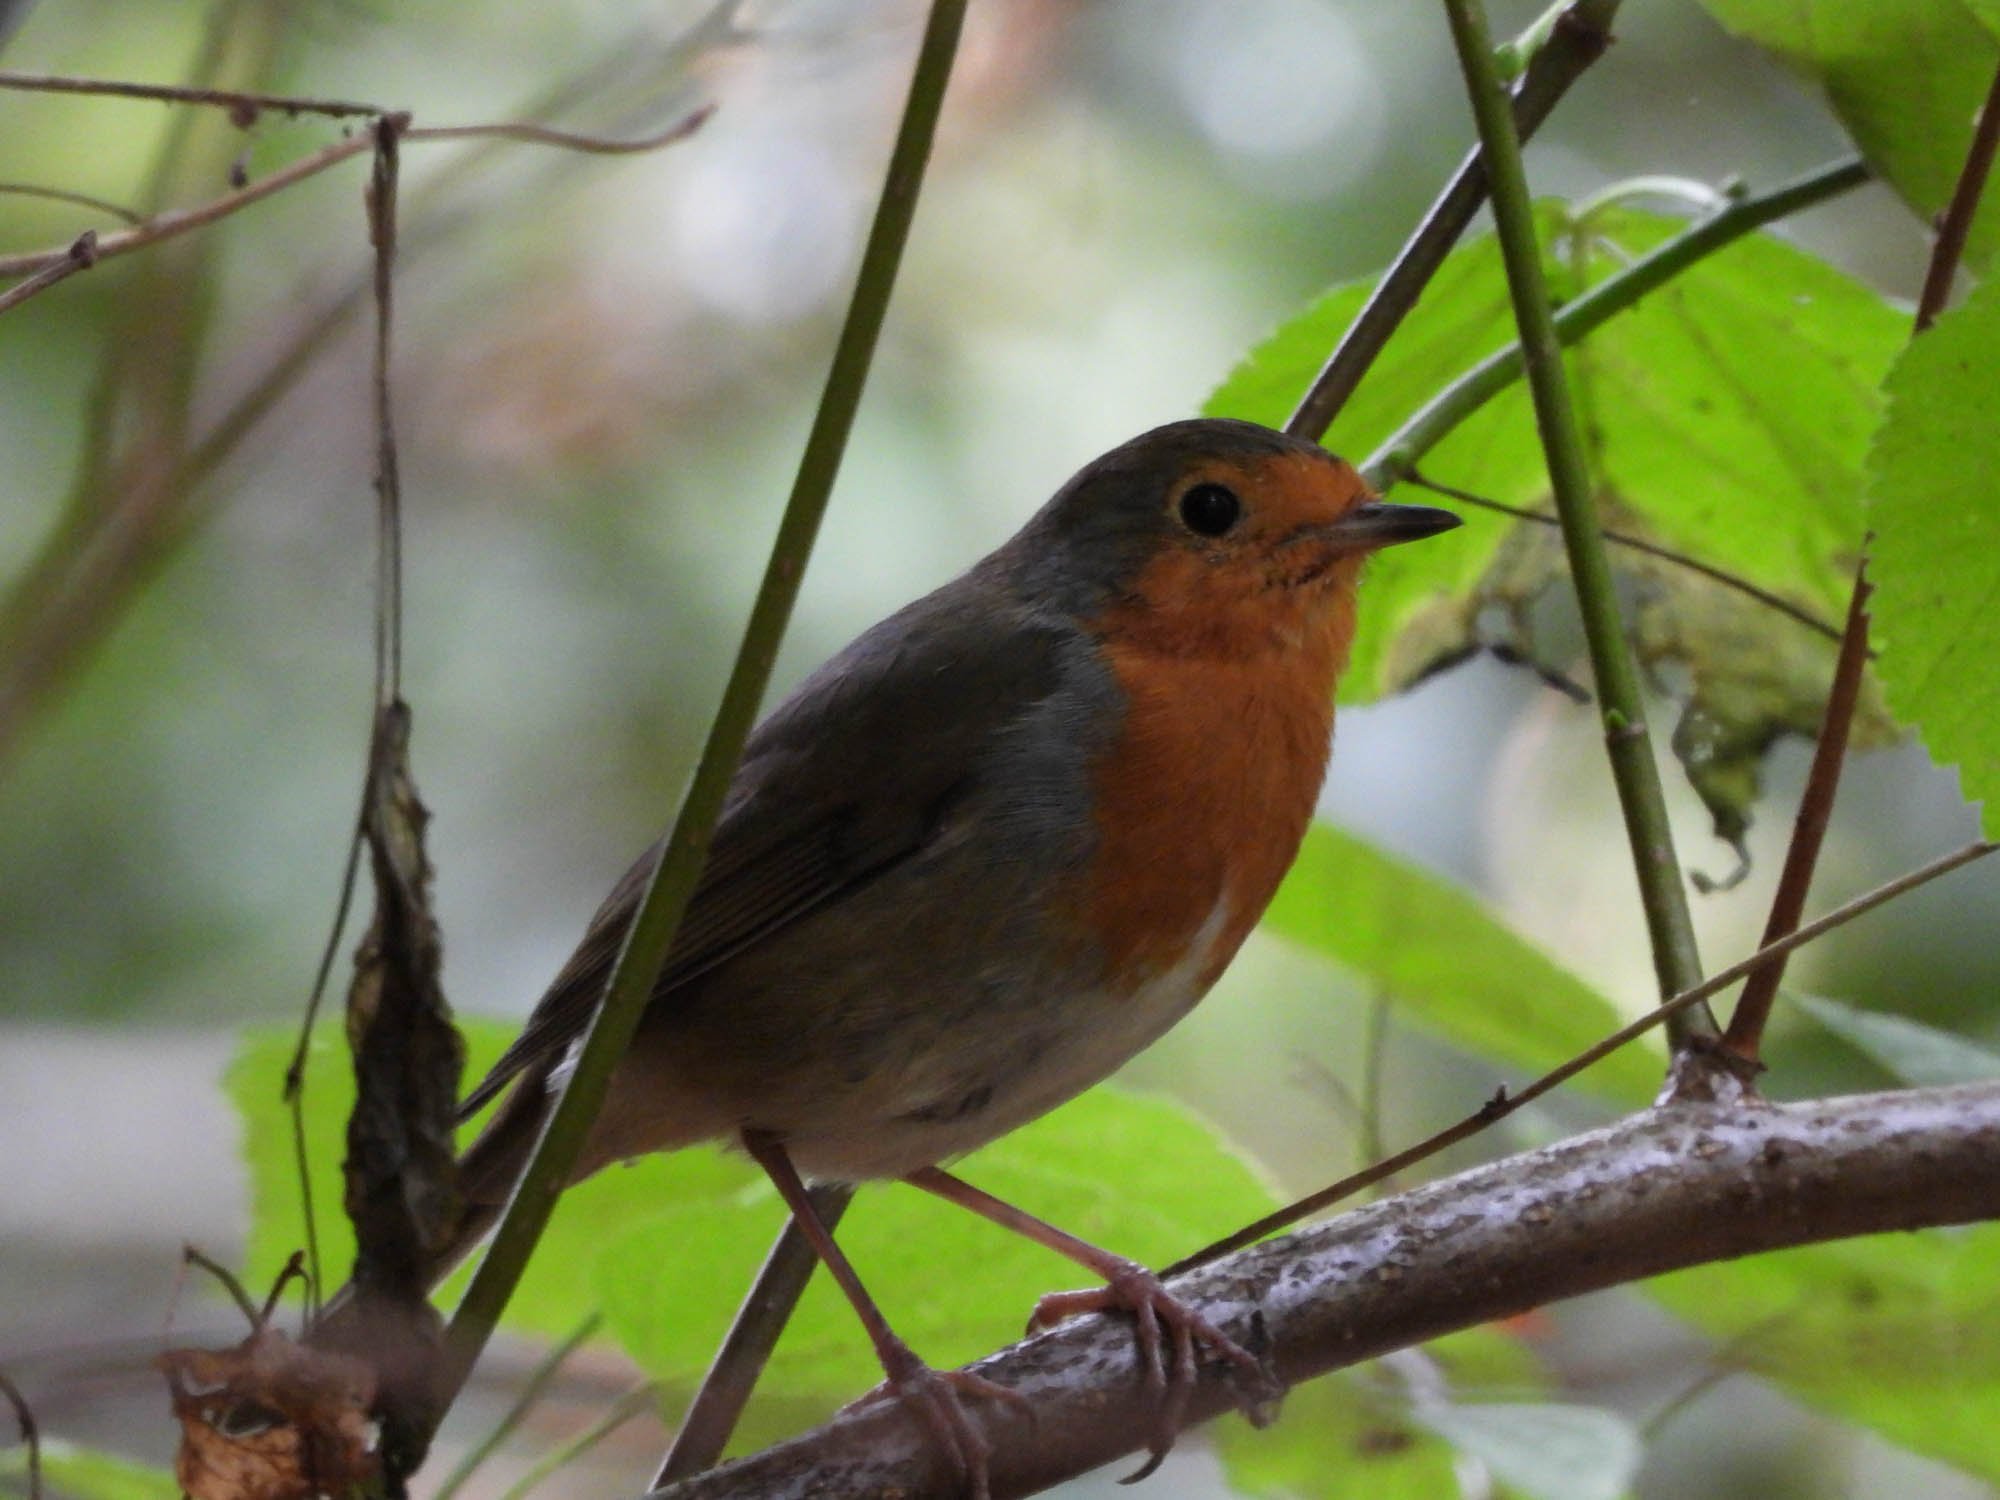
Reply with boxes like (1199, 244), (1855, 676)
(342, 699), (463, 1307)
(329, 699), (461, 1479)
(159, 1329), (379, 1500)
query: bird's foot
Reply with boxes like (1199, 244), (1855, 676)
(1030, 1260), (1268, 1482)
(845, 1335), (1031, 1500)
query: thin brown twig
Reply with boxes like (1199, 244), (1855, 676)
(0, 125), (379, 280)
(258, 1251), (310, 1330)
(367, 115), (405, 706)
(1285, 0), (1619, 439)
(0, 230), (94, 316)
(261, 58), (724, 1161)
(0, 1372), (39, 1500)
(404, 106), (714, 155)
(1915, 58), (2000, 332)
(0, 68), (383, 119)
(0, 23), (713, 571)
(181, 1245), (265, 1327)
(1719, 58), (2000, 1064)
(1405, 470), (1847, 644)
(0, 105), (714, 280)
(0, 16), (238, 652)
(178, 1246), (307, 1336)
(1169, 837), (1998, 1273)
(0, 0), (262, 756)
(0, 99), (717, 769)
(281, 115), (413, 1320)
(190, 76), (716, 491)
(0, 21), (726, 778)
(278, 480), (396, 1296)
(0, 181), (142, 223)
(1720, 557), (1873, 1062)
(1722, 65), (2000, 1059)
(282, 824), (362, 1307)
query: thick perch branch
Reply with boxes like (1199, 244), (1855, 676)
(654, 1084), (2000, 1499)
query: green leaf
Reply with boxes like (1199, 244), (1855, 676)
(1213, 1377), (1465, 1500)
(1794, 994), (2000, 1086)
(1264, 823), (1660, 1104)
(1215, 1329), (1553, 1500)
(1647, 1226), (2000, 1483)
(1414, 1403), (1640, 1500)
(1695, 0), (2000, 268)
(594, 1088), (1278, 1422)
(1, 1440), (176, 1500)
(1212, 203), (1902, 848)
(1867, 276), (2000, 841)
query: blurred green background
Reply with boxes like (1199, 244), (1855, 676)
(2, 1), (1995, 1497)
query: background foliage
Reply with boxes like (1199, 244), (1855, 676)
(5, 2), (2000, 1498)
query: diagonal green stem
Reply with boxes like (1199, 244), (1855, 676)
(495, 1380), (658, 1500)
(430, 1313), (603, 1500)
(431, 0), (970, 1423)
(1439, 0), (1711, 1036)
(1361, 157), (1870, 489)
(1287, 0), (1619, 439)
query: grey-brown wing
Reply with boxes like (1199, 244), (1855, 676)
(457, 583), (1073, 1123)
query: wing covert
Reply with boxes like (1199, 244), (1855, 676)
(457, 579), (1072, 1122)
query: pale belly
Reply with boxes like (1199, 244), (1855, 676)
(779, 892), (1233, 1180)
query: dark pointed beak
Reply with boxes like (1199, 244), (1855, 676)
(1328, 501), (1462, 550)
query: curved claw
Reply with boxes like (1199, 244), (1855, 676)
(1029, 1261), (1266, 1481)
(847, 1338), (1032, 1500)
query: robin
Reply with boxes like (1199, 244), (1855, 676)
(415, 417), (1455, 1491)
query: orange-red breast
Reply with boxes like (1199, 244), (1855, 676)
(413, 417), (1456, 1490)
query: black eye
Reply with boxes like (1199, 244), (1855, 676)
(1177, 482), (1241, 537)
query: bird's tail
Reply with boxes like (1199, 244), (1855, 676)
(311, 1075), (549, 1343)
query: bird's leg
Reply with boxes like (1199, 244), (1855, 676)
(904, 1165), (1267, 1481)
(740, 1132), (1024, 1500)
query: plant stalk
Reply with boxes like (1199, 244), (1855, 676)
(1287, 0), (1620, 439)
(1439, 0), (1710, 1035)
(1360, 157), (1870, 488)
(430, 0), (969, 1422)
